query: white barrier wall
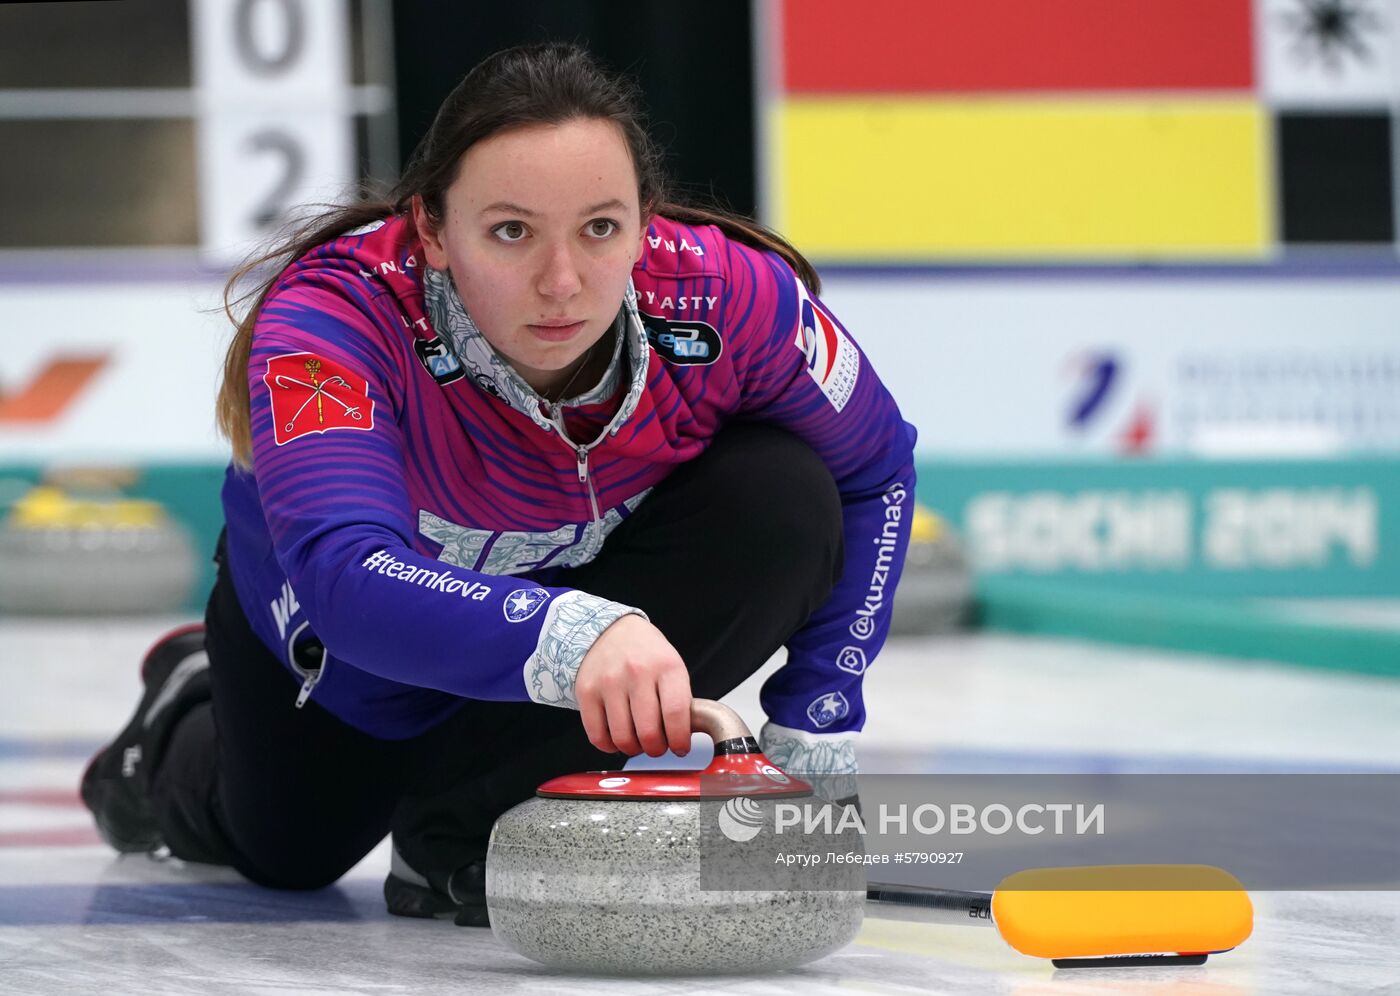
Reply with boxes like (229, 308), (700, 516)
(0, 281), (232, 463)
(4, 273), (1400, 464)
(821, 272), (1400, 458)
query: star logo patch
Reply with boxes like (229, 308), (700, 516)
(503, 587), (551, 623)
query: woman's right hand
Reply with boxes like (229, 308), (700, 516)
(575, 614), (692, 758)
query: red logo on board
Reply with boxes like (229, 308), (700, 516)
(263, 352), (374, 446)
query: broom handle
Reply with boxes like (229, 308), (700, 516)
(866, 882), (995, 927)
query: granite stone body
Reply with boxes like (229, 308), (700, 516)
(487, 795), (865, 974)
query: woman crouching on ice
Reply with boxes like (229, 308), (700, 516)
(82, 41), (916, 926)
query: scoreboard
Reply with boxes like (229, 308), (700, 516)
(0, 0), (395, 266)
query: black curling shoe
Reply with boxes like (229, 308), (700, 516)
(384, 845), (490, 927)
(79, 625), (212, 853)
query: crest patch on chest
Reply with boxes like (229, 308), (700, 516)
(640, 311), (722, 366)
(414, 335), (466, 386)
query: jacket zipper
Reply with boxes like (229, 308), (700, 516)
(294, 666), (323, 709)
(286, 620), (326, 709)
(577, 443), (605, 560)
(552, 404), (606, 561)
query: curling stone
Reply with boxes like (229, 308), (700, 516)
(486, 699), (865, 974)
(889, 503), (974, 635)
(0, 486), (197, 614)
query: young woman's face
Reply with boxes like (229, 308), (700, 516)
(415, 118), (646, 397)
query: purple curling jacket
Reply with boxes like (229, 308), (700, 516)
(221, 213), (916, 774)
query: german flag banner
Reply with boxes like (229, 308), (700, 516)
(763, 0), (1396, 262)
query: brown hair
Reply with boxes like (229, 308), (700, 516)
(217, 41), (819, 466)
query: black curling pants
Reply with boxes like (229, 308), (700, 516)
(151, 423), (845, 893)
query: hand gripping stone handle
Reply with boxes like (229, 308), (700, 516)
(689, 698), (762, 757)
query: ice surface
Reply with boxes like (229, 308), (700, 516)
(2, 618), (1397, 995)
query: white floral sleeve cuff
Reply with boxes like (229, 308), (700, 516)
(759, 721), (860, 799)
(522, 591), (647, 709)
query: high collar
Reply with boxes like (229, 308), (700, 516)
(421, 265), (650, 442)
